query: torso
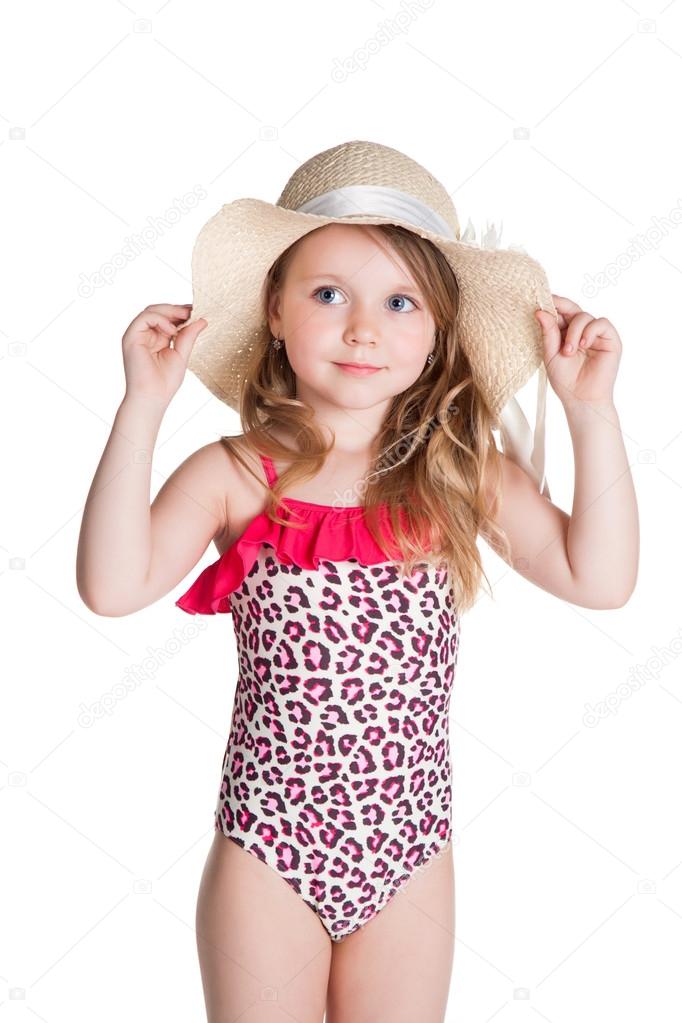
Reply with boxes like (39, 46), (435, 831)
(178, 438), (462, 944)
(209, 452), (461, 942)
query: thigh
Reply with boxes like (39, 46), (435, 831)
(326, 841), (455, 1023)
(195, 828), (332, 1023)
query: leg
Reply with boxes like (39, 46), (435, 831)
(195, 829), (332, 1023)
(326, 841), (455, 1023)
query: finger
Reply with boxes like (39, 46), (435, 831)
(577, 317), (615, 351)
(551, 294), (583, 313)
(565, 311), (595, 352)
(535, 308), (563, 362)
(551, 296), (587, 329)
(173, 317), (207, 359)
(142, 312), (182, 337)
(144, 303), (194, 320)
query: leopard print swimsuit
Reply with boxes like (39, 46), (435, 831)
(176, 452), (461, 942)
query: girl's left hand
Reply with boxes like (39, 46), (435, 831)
(535, 295), (622, 408)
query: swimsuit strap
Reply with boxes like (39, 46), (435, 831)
(260, 453), (279, 488)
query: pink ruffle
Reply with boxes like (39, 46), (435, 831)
(175, 501), (411, 616)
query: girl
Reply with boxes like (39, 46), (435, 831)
(76, 140), (639, 1023)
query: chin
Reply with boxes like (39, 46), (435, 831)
(305, 380), (386, 410)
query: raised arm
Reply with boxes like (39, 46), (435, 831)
(480, 294), (639, 610)
(75, 302), (220, 617)
(481, 431), (638, 610)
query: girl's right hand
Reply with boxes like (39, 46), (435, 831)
(121, 303), (207, 407)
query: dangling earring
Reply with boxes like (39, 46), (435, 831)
(272, 335), (283, 350)
(426, 331), (437, 367)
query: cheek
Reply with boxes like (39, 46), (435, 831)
(399, 311), (433, 340)
(288, 330), (328, 358)
(391, 327), (433, 369)
(284, 305), (337, 347)
(282, 333), (331, 378)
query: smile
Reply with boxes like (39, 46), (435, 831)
(333, 363), (383, 376)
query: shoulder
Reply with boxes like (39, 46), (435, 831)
(217, 433), (270, 493)
(186, 435), (262, 486)
(205, 434), (272, 552)
(481, 449), (527, 508)
(164, 438), (251, 543)
(166, 441), (232, 543)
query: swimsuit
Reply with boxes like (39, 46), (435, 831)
(176, 452), (461, 942)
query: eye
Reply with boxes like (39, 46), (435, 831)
(387, 294), (418, 313)
(313, 286), (344, 304)
(312, 287), (418, 312)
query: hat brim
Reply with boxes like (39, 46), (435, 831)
(184, 197), (555, 415)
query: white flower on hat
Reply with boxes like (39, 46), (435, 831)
(461, 216), (529, 256)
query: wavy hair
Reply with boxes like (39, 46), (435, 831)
(219, 223), (511, 614)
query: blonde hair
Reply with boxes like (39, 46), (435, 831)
(220, 223), (511, 614)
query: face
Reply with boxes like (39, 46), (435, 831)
(267, 223), (436, 418)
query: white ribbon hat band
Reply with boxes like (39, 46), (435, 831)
(496, 365), (550, 500)
(295, 184), (550, 499)
(296, 184), (457, 239)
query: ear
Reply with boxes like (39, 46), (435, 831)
(267, 289), (282, 338)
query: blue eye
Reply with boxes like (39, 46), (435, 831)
(313, 287), (418, 312)
(314, 286), (343, 304)
(387, 294), (417, 313)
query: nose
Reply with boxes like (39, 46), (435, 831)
(342, 308), (378, 349)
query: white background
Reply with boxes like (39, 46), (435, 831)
(2, 0), (679, 1020)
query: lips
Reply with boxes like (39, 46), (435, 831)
(334, 362), (382, 376)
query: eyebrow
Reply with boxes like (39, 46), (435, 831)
(299, 272), (422, 293)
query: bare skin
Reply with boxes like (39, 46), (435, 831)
(195, 830), (331, 1023)
(325, 838), (455, 1023)
(196, 828), (454, 1023)
(198, 446), (456, 1022)
(77, 222), (636, 1022)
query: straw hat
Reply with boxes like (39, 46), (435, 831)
(182, 139), (556, 496)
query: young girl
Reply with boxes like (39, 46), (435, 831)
(76, 140), (639, 1023)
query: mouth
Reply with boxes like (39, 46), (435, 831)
(333, 362), (383, 376)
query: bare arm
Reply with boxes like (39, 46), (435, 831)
(481, 293), (639, 610)
(481, 400), (639, 610)
(563, 400), (638, 603)
(76, 397), (227, 616)
(76, 301), (214, 616)
(76, 393), (164, 613)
